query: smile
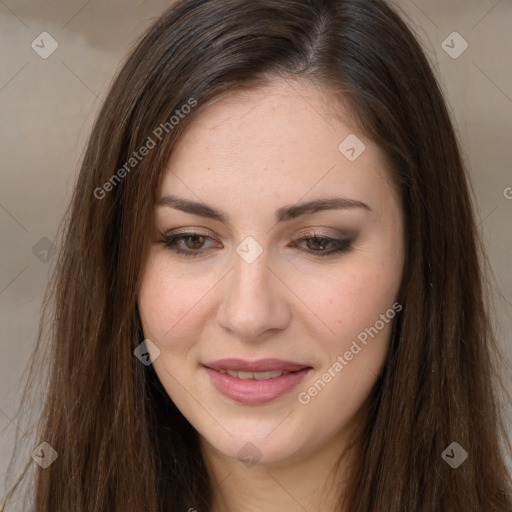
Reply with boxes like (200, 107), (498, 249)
(217, 369), (291, 379)
(203, 359), (312, 405)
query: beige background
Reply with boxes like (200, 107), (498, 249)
(1, 0), (511, 501)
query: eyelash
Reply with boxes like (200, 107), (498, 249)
(159, 230), (353, 258)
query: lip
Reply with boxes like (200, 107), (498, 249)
(203, 359), (312, 405)
(204, 358), (310, 372)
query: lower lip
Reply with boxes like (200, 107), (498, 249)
(204, 367), (311, 405)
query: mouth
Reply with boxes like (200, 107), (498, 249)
(204, 358), (310, 373)
(214, 369), (294, 380)
(203, 358), (312, 405)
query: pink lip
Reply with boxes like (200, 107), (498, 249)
(204, 358), (309, 372)
(203, 359), (312, 405)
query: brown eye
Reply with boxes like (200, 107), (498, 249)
(183, 235), (206, 249)
(305, 237), (330, 251)
(296, 235), (353, 256)
(160, 232), (219, 257)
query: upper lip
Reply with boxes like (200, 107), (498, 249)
(204, 358), (310, 372)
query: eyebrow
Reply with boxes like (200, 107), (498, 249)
(156, 194), (371, 224)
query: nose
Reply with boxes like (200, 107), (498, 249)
(216, 251), (291, 341)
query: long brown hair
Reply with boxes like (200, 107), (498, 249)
(2, 0), (511, 510)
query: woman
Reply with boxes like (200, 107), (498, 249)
(2, 0), (511, 510)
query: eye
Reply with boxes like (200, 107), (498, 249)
(293, 233), (353, 257)
(158, 230), (353, 258)
(159, 231), (218, 258)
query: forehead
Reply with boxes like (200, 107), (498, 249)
(168, 78), (358, 158)
(160, 79), (396, 217)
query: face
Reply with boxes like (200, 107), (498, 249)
(137, 78), (405, 467)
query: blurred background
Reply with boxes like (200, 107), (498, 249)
(1, 0), (511, 502)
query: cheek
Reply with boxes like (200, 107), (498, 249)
(295, 266), (398, 418)
(138, 256), (213, 341)
(292, 256), (401, 346)
(137, 263), (204, 397)
(138, 275), (181, 341)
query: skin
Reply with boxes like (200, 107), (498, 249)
(137, 78), (405, 512)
